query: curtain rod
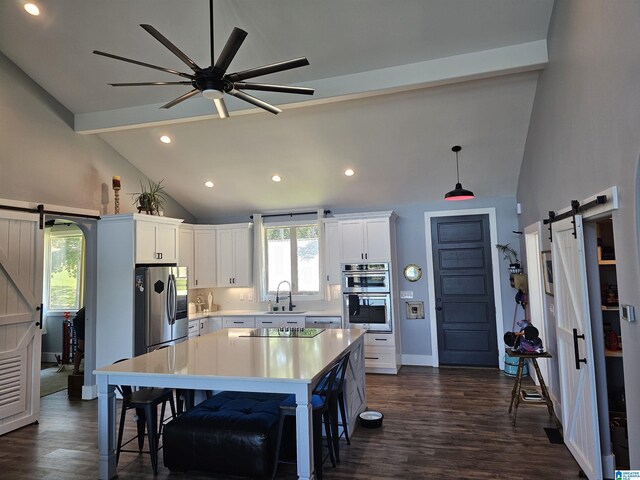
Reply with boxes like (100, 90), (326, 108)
(0, 203), (101, 229)
(250, 209), (330, 220)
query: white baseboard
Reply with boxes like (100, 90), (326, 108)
(41, 352), (61, 363)
(82, 384), (98, 400)
(401, 354), (434, 367)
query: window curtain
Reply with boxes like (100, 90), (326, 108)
(252, 214), (267, 302)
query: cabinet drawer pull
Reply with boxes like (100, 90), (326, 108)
(233, 321), (244, 324)
(262, 321), (273, 324)
(286, 321), (298, 324)
(374, 338), (388, 341)
(365, 356), (379, 360)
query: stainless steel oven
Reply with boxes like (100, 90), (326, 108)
(343, 293), (392, 332)
(342, 263), (390, 293)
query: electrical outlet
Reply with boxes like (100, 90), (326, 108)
(240, 292), (244, 301)
(248, 290), (253, 301)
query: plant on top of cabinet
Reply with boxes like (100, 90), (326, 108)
(132, 179), (167, 215)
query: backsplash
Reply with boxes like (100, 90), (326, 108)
(189, 286), (342, 313)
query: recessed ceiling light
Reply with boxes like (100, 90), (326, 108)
(159, 135), (171, 144)
(204, 181), (214, 188)
(344, 169), (355, 177)
(24, 3), (40, 15)
(271, 175), (282, 182)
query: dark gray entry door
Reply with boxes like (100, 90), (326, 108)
(431, 214), (498, 367)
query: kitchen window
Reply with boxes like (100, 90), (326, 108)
(265, 224), (319, 296)
(45, 228), (85, 311)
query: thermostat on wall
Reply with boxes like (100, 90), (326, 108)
(621, 304), (635, 322)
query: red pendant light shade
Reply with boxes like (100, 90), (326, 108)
(444, 145), (474, 201)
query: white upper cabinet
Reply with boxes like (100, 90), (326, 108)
(216, 224), (253, 287)
(134, 215), (182, 264)
(324, 219), (341, 285)
(178, 226), (195, 279)
(194, 227), (217, 288)
(337, 214), (393, 263)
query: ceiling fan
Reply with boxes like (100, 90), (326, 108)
(93, 0), (314, 118)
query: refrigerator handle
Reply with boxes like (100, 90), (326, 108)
(167, 274), (176, 325)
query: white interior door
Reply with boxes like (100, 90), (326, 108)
(0, 210), (43, 435)
(551, 215), (602, 479)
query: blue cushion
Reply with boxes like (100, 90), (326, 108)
(280, 393), (326, 410)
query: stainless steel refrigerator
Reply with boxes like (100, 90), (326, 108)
(134, 265), (189, 356)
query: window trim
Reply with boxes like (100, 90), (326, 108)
(45, 228), (85, 313)
(264, 221), (321, 300)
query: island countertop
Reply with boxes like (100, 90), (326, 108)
(96, 327), (363, 382)
(94, 328), (366, 480)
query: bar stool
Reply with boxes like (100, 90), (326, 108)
(113, 359), (177, 475)
(317, 351), (351, 463)
(272, 358), (341, 480)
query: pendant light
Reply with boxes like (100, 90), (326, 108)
(444, 145), (475, 201)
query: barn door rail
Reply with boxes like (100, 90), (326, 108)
(543, 195), (607, 242)
(0, 203), (100, 229)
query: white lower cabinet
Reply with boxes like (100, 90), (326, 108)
(208, 317), (222, 333)
(305, 316), (342, 328)
(199, 318), (209, 336)
(188, 320), (200, 338)
(364, 333), (399, 373)
(256, 315), (305, 328)
(222, 317), (256, 328)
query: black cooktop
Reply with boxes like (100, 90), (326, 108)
(239, 327), (325, 338)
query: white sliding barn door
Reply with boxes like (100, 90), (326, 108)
(551, 216), (601, 479)
(0, 210), (43, 435)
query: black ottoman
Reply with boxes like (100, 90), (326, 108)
(163, 391), (287, 479)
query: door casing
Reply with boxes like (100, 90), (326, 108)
(424, 207), (504, 369)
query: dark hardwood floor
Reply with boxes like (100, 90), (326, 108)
(0, 366), (580, 479)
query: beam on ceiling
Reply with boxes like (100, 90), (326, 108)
(74, 40), (548, 134)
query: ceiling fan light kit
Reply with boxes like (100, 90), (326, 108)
(444, 145), (475, 201)
(93, 0), (314, 118)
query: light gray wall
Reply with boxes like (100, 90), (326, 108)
(208, 196), (520, 360)
(333, 196), (520, 360)
(0, 51), (194, 221)
(517, 0), (640, 467)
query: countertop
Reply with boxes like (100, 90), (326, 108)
(96, 328), (363, 381)
(189, 309), (342, 321)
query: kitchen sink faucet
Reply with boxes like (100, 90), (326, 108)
(276, 281), (295, 311)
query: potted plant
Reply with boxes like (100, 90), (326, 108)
(132, 179), (167, 215)
(495, 243), (522, 273)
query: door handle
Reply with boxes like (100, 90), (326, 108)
(572, 328), (587, 370)
(436, 307), (442, 311)
(36, 303), (43, 328)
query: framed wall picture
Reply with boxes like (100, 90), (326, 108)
(541, 250), (554, 296)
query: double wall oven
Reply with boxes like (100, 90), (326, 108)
(342, 263), (392, 332)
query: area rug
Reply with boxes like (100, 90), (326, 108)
(40, 366), (73, 397)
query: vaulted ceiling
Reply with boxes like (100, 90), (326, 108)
(0, 0), (554, 220)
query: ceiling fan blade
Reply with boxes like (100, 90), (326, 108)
(160, 89), (200, 109)
(214, 27), (248, 74)
(226, 57), (310, 82)
(213, 98), (229, 119)
(140, 24), (201, 72)
(228, 89), (282, 115)
(93, 50), (193, 79)
(109, 81), (193, 86)
(232, 82), (314, 95)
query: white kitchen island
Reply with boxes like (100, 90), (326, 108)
(95, 328), (366, 480)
